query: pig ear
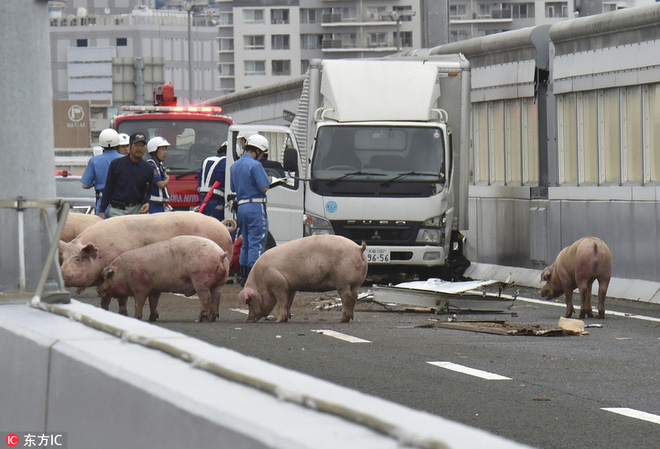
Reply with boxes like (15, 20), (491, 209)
(102, 267), (114, 279)
(58, 240), (68, 252)
(239, 287), (255, 305)
(541, 267), (552, 281)
(81, 243), (99, 260)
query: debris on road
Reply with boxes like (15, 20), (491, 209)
(558, 316), (588, 335)
(370, 278), (517, 313)
(418, 316), (595, 337)
(418, 320), (568, 336)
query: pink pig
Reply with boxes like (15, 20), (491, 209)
(60, 213), (102, 243)
(238, 235), (368, 323)
(97, 236), (229, 322)
(58, 212), (233, 315)
(540, 236), (612, 319)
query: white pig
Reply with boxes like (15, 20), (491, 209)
(97, 236), (229, 322)
(238, 235), (368, 323)
(59, 212), (233, 315)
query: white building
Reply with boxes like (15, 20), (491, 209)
(49, 0), (648, 102)
(50, 5), (220, 105)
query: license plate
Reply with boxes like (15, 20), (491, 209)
(365, 248), (390, 263)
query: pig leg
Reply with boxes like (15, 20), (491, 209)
(268, 284), (291, 323)
(285, 290), (296, 320)
(117, 296), (129, 316)
(210, 284), (222, 322)
(133, 293), (147, 320)
(338, 285), (358, 323)
(195, 289), (212, 323)
(597, 279), (609, 319)
(100, 294), (111, 311)
(578, 280), (595, 319)
(148, 292), (160, 322)
(563, 289), (575, 318)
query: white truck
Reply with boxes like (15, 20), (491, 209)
(225, 55), (471, 278)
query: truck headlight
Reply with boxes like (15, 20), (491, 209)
(415, 215), (447, 245)
(303, 214), (334, 236)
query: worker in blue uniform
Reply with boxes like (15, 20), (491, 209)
(229, 134), (272, 285)
(81, 128), (124, 216)
(146, 136), (171, 213)
(98, 132), (153, 218)
(197, 140), (227, 220)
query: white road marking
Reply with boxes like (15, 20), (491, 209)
(602, 408), (660, 425)
(428, 361), (511, 380)
(504, 295), (660, 323)
(311, 330), (371, 343)
(230, 308), (248, 315)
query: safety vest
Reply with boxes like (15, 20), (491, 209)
(199, 155), (226, 196)
(147, 159), (170, 203)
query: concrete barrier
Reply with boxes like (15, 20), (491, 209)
(465, 262), (660, 305)
(0, 298), (531, 449)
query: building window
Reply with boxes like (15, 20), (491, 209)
(331, 6), (356, 22)
(219, 64), (235, 77)
(450, 30), (469, 43)
(219, 38), (234, 52)
(398, 32), (413, 48)
(510, 3), (535, 19)
(301, 34), (323, 50)
(449, 5), (467, 19)
(301, 59), (310, 74)
(244, 35), (265, 50)
(367, 32), (387, 47)
(116, 37), (127, 46)
(392, 6), (414, 21)
(301, 8), (322, 24)
(243, 9), (264, 24)
(271, 9), (289, 24)
(545, 2), (568, 18)
(272, 60), (291, 76)
(245, 60), (266, 76)
(76, 39), (88, 47)
(272, 35), (290, 50)
(218, 12), (233, 26)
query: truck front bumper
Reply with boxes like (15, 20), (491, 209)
(364, 245), (449, 267)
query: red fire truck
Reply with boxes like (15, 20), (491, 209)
(112, 84), (233, 210)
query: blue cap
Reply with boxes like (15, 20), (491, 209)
(130, 132), (147, 144)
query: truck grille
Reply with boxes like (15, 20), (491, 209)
(331, 220), (421, 245)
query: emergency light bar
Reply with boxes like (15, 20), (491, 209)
(122, 105), (223, 114)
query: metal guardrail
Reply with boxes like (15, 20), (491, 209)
(0, 197), (71, 304)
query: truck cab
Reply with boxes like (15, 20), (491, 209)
(293, 56), (471, 277)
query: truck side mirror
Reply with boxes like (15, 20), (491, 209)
(283, 147), (298, 172)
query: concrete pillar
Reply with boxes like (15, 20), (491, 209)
(0, 0), (61, 295)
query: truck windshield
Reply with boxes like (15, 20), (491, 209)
(116, 119), (230, 175)
(311, 125), (445, 183)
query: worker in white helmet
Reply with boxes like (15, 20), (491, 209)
(229, 134), (272, 285)
(197, 140), (227, 220)
(81, 128), (124, 216)
(118, 133), (130, 155)
(146, 136), (171, 213)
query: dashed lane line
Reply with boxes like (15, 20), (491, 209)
(427, 361), (512, 380)
(311, 330), (372, 343)
(504, 295), (660, 323)
(602, 408), (660, 425)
